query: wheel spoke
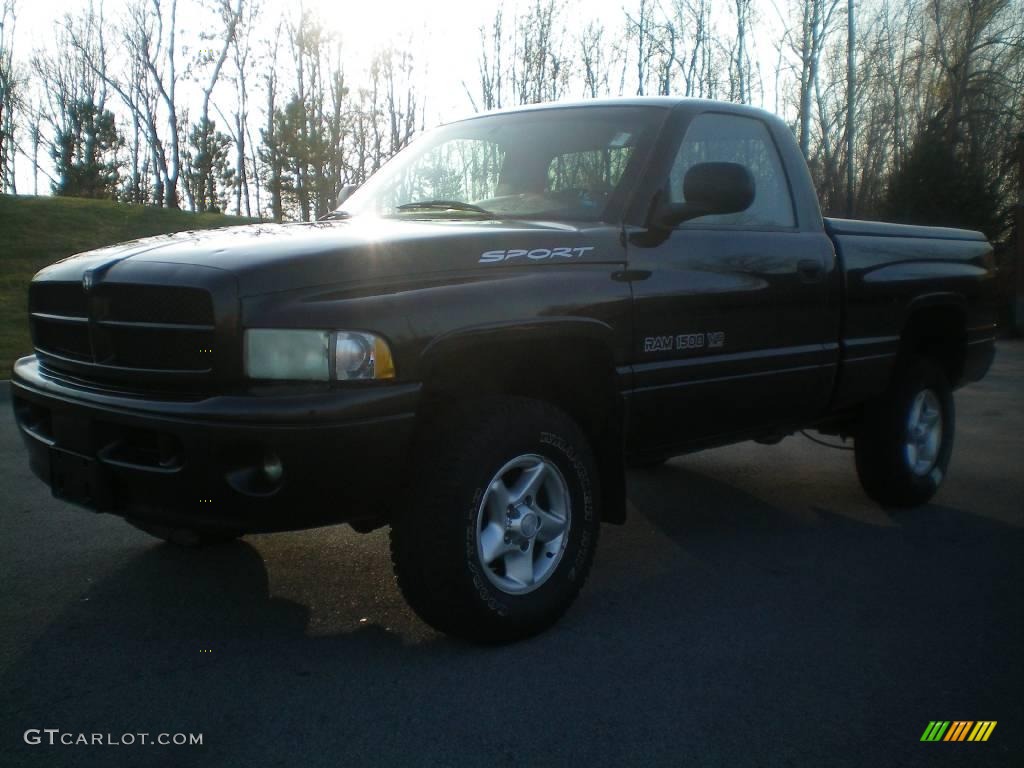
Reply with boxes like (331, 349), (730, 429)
(920, 407), (940, 428)
(509, 461), (547, 504)
(485, 479), (511, 524)
(904, 389), (943, 476)
(908, 395), (924, 431)
(535, 507), (567, 543)
(503, 544), (535, 587)
(479, 522), (508, 564)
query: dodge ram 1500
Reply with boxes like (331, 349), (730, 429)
(12, 98), (996, 641)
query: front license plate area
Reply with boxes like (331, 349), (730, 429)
(50, 448), (111, 510)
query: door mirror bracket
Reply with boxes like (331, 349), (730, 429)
(335, 184), (358, 210)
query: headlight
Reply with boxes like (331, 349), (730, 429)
(245, 329), (395, 381)
(332, 331), (396, 381)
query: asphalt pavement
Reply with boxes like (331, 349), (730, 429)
(1, 343), (1022, 767)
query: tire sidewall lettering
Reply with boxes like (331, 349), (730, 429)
(464, 486), (510, 616)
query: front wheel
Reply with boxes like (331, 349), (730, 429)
(855, 357), (955, 507)
(389, 398), (600, 643)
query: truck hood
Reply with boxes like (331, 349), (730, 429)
(36, 217), (623, 296)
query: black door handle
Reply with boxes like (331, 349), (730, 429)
(797, 259), (824, 282)
(612, 269), (651, 282)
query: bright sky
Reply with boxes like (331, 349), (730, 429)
(13, 0), (649, 118)
(9, 0), (789, 194)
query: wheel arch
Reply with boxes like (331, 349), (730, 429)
(899, 294), (968, 387)
(417, 318), (628, 524)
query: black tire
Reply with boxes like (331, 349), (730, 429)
(127, 519), (242, 547)
(390, 397), (600, 643)
(855, 356), (955, 507)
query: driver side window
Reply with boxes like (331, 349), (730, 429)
(669, 114), (795, 228)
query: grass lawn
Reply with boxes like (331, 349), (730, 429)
(0, 194), (256, 374)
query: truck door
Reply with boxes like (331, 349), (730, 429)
(626, 111), (835, 453)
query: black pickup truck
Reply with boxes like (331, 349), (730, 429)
(12, 98), (996, 642)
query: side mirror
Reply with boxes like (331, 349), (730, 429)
(654, 162), (755, 228)
(335, 184), (358, 209)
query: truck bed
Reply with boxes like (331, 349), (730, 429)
(824, 217), (996, 410)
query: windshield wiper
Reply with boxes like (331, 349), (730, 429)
(396, 200), (493, 216)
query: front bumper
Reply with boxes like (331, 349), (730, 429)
(11, 356), (419, 533)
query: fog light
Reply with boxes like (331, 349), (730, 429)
(262, 452), (284, 483)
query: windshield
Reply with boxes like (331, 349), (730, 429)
(342, 106), (666, 222)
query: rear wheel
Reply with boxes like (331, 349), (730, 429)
(855, 357), (954, 507)
(127, 519), (242, 547)
(389, 397), (600, 643)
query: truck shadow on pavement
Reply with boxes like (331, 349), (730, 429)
(1, 537), (426, 767)
(3, 463), (1022, 767)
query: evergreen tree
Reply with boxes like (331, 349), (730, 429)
(882, 117), (1002, 239)
(184, 117), (235, 213)
(274, 91), (338, 221)
(52, 99), (122, 198)
(259, 105), (286, 222)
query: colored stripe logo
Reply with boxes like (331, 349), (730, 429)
(920, 721), (997, 742)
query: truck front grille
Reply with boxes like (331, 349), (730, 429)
(29, 282), (217, 380)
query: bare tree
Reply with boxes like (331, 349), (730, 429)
(624, 0), (656, 96)
(65, 0), (185, 206)
(467, 2), (570, 110)
(221, 0), (260, 216)
(125, 0), (183, 207)
(852, 0), (924, 208)
(259, 21), (284, 221)
(264, 9), (354, 221)
(789, 0), (845, 158)
(347, 83), (375, 184)
(28, 97), (39, 193)
(579, 21), (611, 98)
(651, 12), (679, 96)
(512, 0), (569, 105)
(185, 0), (243, 212)
(465, 9), (506, 112)
(325, 45), (348, 192)
(378, 47), (419, 156)
(668, 0), (719, 98)
(927, 0), (1024, 231)
(34, 2), (122, 198)
(728, 0), (755, 103)
(623, 0), (720, 99)
(0, 0), (20, 192)
(811, 37), (850, 211)
(846, 0), (1022, 224)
